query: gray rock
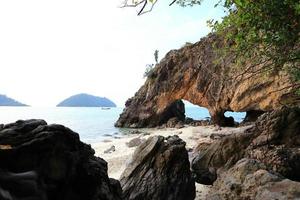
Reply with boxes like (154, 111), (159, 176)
(104, 145), (116, 154)
(130, 130), (141, 134)
(206, 158), (300, 200)
(103, 139), (112, 143)
(120, 135), (195, 200)
(192, 107), (300, 186)
(126, 137), (145, 148)
(142, 132), (151, 136)
(165, 117), (184, 128)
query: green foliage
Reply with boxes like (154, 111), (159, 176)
(144, 64), (154, 78)
(181, 42), (193, 48)
(196, 0), (300, 93)
(211, 0), (300, 93)
(212, 0), (300, 64)
(175, 0), (203, 7)
(192, 1), (299, 86)
(144, 49), (159, 78)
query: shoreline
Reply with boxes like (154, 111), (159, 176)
(92, 125), (253, 199)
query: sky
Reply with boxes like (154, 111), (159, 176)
(0, 0), (225, 107)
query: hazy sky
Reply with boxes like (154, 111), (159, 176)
(0, 0), (224, 107)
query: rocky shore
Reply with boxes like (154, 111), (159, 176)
(108, 30), (300, 199)
(0, 107), (299, 199)
(92, 123), (251, 199)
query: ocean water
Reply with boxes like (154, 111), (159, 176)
(185, 107), (246, 123)
(0, 106), (245, 143)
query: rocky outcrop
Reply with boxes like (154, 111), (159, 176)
(120, 135), (195, 200)
(190, 107), (300, 200)
(116, 33), (299, 128)
(0, 119), (122, 200)
(191, 125), (255, 184)
(192, 107), (300, 185)
(206, 158), (300, 200)
(126, 137), (145, 148)
(116, 99), (185, 128)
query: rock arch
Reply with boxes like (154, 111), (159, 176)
(115, 34), (299, 128)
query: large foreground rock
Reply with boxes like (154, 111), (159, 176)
(207, 158), (300, 200)
(191, 107), (300, 199)
(0, 119), (122, 200)
(116, 33), (299, 128)
(120, 135), (195, 200)
(193, 107), (300, 183)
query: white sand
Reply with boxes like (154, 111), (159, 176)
(92, 125), (252, 199)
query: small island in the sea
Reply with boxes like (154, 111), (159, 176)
(0, 94), (28, 106)
(57, 93), (116, 107)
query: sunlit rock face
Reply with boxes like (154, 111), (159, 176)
(116, 33), (299, 127)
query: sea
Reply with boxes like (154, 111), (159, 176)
(0, 107), (245, 144)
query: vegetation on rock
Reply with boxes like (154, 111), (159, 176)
(143, 50), (159, 78)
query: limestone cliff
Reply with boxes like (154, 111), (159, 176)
(116, 33), (299, 127)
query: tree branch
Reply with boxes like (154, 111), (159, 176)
(121, 0), (177, 15)
(169, 0), (177, 6)
(120, 0), (146, 8)
(138, 0), (147, 15)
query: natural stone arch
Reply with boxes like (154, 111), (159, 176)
(115, 33), (298, 128)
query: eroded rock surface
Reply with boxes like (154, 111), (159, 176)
(116, 34), (299, 128)
(191, 107), (300, 199)
(120, 135), (195, 200)
(0, 119), (122, 200)
(207, 158), (300, 200)
(192, 107), (300, 184)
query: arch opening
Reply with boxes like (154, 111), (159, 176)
(224, 111), (246, 123)
(182, 100), (211, 126)
(183, 101), (251, 126)
(183, 100), (210, 120)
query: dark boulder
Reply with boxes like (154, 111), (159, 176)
(0, 119), (122, 200)
(243, 110), (265, 123)
(115, 99), (185, 128)
(161, 117), (184, 128)
(120, 135), (195, 200)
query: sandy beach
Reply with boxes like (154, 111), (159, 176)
(92, 125), (252, 199)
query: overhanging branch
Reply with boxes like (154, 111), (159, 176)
(121, 0), (177, 15)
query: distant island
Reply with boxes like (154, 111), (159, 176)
(0, 94), (28, 106)
(57, 93), (116, 107)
